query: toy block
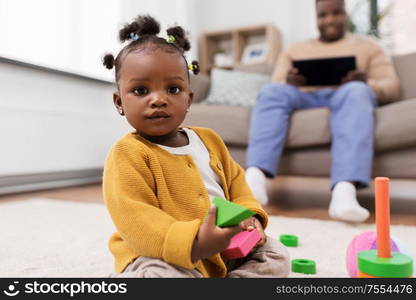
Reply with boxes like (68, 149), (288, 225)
(213, 197), (255, 227)
(292, 259), (316, 274)
(222, 229), (261, 259)
(280, 234), (299, 247)
(356, 177), (413, 278)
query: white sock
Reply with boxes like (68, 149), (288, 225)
(245, 167), (269, 205)
(329, 181), (370, 223)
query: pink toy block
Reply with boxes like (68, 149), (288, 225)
(222, 229), (261, 260)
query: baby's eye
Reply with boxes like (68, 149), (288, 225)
(167, 86), (181, 95)
(133, 87), (148, 96)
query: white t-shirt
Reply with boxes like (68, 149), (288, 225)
(156, 128), (226, 202)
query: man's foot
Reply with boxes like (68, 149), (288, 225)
(245, 167), (269, 205)
(329, 181), (370, 223)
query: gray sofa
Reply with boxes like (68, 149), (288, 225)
(184, 52), (416, 208)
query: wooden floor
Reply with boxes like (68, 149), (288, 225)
(1, 183), (415, 225)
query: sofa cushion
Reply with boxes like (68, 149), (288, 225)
(267, 176), (416, 206)
(286, 98), (416, 151)
(227, 145), (416, 179)
(286, 108), (331, 149)
(184, 104), (331, 147)
(184, 98), (416, 151)
(375, 98), (416, 151)
(203, 68), (270, 107)
(392, 52), (416, 100)
(277, 147), (416, 178)
(183, 104), (251, 146)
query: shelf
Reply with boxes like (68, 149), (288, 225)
(198, 24), (282, 75)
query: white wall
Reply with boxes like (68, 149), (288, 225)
(119, 0), (199, 64)
(192, 0), (318, 50)
(0, 59), (130, 176)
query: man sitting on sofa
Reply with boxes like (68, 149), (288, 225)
(245, 0), (400, 222)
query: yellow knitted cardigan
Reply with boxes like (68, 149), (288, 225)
(103, 127), (268, 278)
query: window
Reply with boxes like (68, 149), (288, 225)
(0, 0), (193, 80)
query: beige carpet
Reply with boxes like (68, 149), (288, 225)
(0, 198), (414, 277)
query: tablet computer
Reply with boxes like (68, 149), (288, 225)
(293, 56), (356, 86)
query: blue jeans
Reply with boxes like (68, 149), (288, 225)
(246, 82), (377, 188)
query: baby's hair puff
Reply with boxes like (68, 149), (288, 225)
(119, 15), (160, 43)
(102, 15), (199, 83)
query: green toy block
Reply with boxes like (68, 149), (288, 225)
(213, 197), (255, 227)
(292, 259), (316, 274)
(280, 234), (299, 247)
(358, 250), (413, 278)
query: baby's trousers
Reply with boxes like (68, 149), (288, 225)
(110, 236), (290, 278)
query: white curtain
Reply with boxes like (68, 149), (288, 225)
(391, 0), (416, 54)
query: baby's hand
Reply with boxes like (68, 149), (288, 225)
(191, 205), (241, 262)
(240, 216), (267, 251)
(240, 216), (257, 231)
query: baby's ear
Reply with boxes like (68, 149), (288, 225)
(113, 92), (122, 110)
(187, 91), (194, 108)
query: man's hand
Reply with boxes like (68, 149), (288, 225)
(341, 70), (367, 84)
(240, 216), (267, 251)
(191, 205), (242, 263)
(286, 68), (306, 87)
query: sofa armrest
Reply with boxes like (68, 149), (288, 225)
(190, 73), (210, 103)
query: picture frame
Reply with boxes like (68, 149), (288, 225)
(241, 43), (268, 65)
